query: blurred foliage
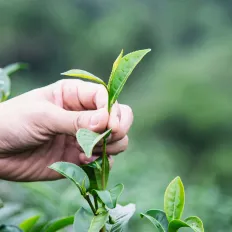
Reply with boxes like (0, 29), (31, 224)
(0, 0), (232, 231)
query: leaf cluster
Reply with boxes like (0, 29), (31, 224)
(140, 177), (204, 232)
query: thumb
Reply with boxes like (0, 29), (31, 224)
(49, 107), (109, 136)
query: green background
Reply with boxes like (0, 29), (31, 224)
(0, 0), (232, 231)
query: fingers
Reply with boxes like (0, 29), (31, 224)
(47, 104), (109, 136)
(49, 79), (108, 111)
(93, 136), (129, 155)
(108, 104), (133, 142)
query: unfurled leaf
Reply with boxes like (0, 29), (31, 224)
(49, 162), (90, 194)
(73, 207), (109, 232)
(106, 204), (136, 232)
(77, 129), (112, 158)
(3, 63), (28, 76)
(81, 158), (103, 190)
(19, 215), (40, 232)
(41, 216), (74, 232)
(164, 176), (185, 222)
(0, 69), (11, 101)
(93, 184), (124, 209)
(0, 225), (22, 232)
(108, 50), (123, 89)
(61, 69), (107, 88)
(108, 49), (151, 109)
(140, 210), (168, 232)
(168, 216), (204, 232)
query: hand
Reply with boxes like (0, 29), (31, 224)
(0, 79), (133, 181)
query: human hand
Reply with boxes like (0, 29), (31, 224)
(0, 79), (133, 181)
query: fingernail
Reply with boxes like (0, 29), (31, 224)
(90, 112), (100, 126)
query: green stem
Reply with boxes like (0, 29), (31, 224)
(101, 138), (107, 190)
(93, 195), (98, 211)
(85, 194), (96, 215)
(100, 226), (106, 232)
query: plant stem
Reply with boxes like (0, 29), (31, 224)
(100, 226), (106, 232)
(101, 138), (107, 190)
(85, 194), (96, 215)
(93, 195), (98, 210)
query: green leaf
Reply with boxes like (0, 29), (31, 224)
(49, 162), (90, 194)
(0, 69), (11, 101)
(168, 216), (204, 232)
(0, 198), (3, 208)
(73, 207), (109, 232)
(19, 215), (40, 232)
(0, 225), (22, 232)
(106, 204), (136, 232)
(61, 69), (107, 88)
(3, 63), (28, 76)
(140, 210), (168, 232)
(164, 176), (185, 222)
(77, 129), (112, 158)
(108, 49), (151, 109)
(93, 184), (124, 209)
(108, 50), (124, 89)
(81, 158), (103, 190)
(41, 216), (74, 232)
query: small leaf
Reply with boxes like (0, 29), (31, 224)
(93, 184), (124, 209)
(140, 210), (168, 232)
(77, 129), (112, 158)
(3, 63), (28, 76)
(106, 204), (136, 232)
(164, 176), (185, 222)
(168, 216), (204, 232)
(41, 216), (74, 232)
(49, 162), (90, 194)
(81, 158), (103, 190)
(61, 69), (107, 88)
(108, 50), (123, 89)
(0, 225), (22, 232)
(73, 207), (109, 232)
(108, 49), (151, 109)
(0, 69), (11, 101)
(0, 198), (3, 208)
(19, 215), (40, 232)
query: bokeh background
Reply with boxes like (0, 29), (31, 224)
(0, 0), (232, 231)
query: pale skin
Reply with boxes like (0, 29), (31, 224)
(0, 79), (133, 181)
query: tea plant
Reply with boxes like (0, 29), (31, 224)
(0, 52), (204, 232)
(48, 49), (151, 232)
(140, 177), (204, 232)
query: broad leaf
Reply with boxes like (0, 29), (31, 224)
(81, 158), (103, 190)
(73, 207), (109, 232)
(140, 210), (168, 232)
(0, 69), (11, 101)
(3, 63), (28, 76)
(93, 184), (124, 209)
(0, 225), (22, 232)
(61, 69), (107, 88)
(108, 50), (123, 89)
(49, 162), (90, 194)
(19, 215), (40, 232)
(76, 129), (112, 158)
(108, 49), (151, 109)
(41, 216), (74, 232)
(164, 176), (185, 222)
(106, 204), (136, 232)
(168, 216), (204, 232)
